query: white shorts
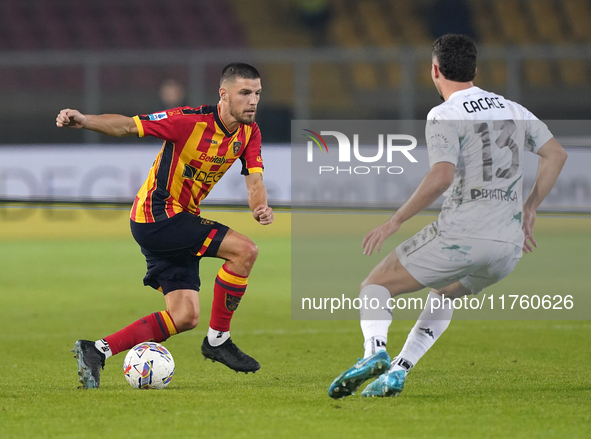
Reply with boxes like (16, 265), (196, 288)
(395, 222), (522, 294)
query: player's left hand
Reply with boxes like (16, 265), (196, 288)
(362, 219), (401, 255)
(253, 205), (274, 225)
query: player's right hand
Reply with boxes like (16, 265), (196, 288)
(56, 109), (86, 129)
(362, 219), (401, 256)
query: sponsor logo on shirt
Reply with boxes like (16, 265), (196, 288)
(198, 153), (236, 165)
(182, 164), (225, 184)
(148, 111), (168, 121)
(470, 188), (518, 202)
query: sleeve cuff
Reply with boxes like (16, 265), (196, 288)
(132, 115), (144, 138)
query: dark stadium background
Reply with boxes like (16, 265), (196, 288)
(1, 0), (590, 145)
(0, 3), (589, 438)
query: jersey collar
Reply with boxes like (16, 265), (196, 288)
(214, 104), (238, 138)
(448, 86), (482, 101)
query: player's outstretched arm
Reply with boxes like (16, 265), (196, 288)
(522, 138), (567, 254)
(362, 162), (455, 255)
(56, 108), (138, 137)
(245, 173), (274, 225)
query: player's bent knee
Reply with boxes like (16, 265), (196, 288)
(219, 231), (259, 267)
(237, 239), (258, 264)
(165, 289), (200, 332)
(246, 240), (259, 262)
(360, 274), (391, 293)
(174, 313), (199, 333)
(360, 271), (380, 291)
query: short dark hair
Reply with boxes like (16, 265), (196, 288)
(220, 62), (260, 85)
(432, 34), (477, 82)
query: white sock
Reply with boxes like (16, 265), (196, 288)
(95, 339), (112, 360)
(207, 327), (230, 347)
(359, 285), (392, 358)
(391, 290), (453, 373)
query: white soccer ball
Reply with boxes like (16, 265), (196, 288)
(123, 342), (175, 389)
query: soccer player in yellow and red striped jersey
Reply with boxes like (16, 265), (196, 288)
(56, 63), (274, 388)
(130, 103), (263, 223)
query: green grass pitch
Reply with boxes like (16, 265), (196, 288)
(0, 208), (589, 438)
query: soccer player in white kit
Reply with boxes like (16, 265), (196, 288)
(328, 34), (568, 398)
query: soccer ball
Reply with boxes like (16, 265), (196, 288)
(123, 342), (175, 389)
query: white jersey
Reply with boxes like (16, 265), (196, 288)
(425, 86), (553, 247)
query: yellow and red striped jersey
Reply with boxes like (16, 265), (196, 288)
(130, 105), (263, 223)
